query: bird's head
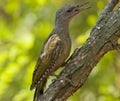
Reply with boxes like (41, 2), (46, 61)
(55, 2), (91, 24)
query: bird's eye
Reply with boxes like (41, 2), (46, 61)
(67, 9), (72, 12)
(67, 7), (75, 13)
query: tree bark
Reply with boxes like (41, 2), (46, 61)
(38, 0), (120, 101)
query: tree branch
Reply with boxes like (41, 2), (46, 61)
(38, 0), (120, 101)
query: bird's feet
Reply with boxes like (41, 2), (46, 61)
(66, 77), (78, 88)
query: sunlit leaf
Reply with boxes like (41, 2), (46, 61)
(87, 15), (97, 26)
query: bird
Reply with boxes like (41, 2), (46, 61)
(30, 2), (90, 101)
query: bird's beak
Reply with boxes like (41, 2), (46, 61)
(73, 2), (91, 13)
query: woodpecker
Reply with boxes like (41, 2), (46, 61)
(30, 2), (90, 101)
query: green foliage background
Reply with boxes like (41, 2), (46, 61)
(0, 0), (120, 101)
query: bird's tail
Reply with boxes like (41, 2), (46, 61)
(33, 80), (47, 101)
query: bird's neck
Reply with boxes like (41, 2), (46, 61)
(55, 19), (69, 28)
(55, 20), (69, 35)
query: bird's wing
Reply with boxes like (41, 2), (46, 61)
(30, 34), (62, 90)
